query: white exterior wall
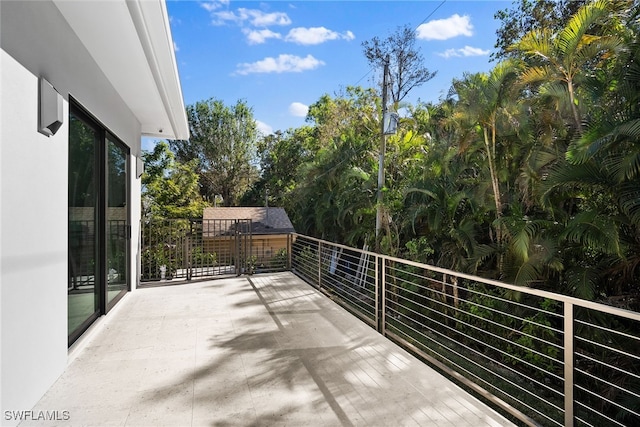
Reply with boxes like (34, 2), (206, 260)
(0, 50), (70, 423)
(0, 1), (143, 422)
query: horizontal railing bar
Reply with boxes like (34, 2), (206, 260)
(574, 319), (640, 344)
(293, 234), (640, 322)
(389, 288), (565, 364)
(575, 367), (640, 400)
(575, 353), (640, 382)
(574, 408), (624, 427)
(574, 390), (634, 426)
(575, 336), (640, 366)
(388, 280), (565, 353)
(385, 305), (565, 398)
(386, 264), (564, 321)
(574, 415), (596, 427)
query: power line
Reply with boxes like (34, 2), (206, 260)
(352, 0), (448, 87)
(417, 0), (447, 27)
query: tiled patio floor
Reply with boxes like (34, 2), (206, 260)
(23, 272), (516, 427)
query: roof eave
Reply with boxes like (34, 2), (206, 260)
(53, 0), (189, 140)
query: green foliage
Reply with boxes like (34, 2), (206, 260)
(171, 98), (259, 206)
(142, 141), (208, 219)
(192, 1), (640, 307)
(273, 248), (288, 270)
(191, 247), (217, 267)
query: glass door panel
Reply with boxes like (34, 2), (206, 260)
(106, 137), (128, 304)
(68, 113), (100, 336)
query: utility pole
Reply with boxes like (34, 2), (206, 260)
(376, 56), (390, 252)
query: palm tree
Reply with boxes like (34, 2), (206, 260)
(511, 0), (622, 133)
(449, 61), (521, 273)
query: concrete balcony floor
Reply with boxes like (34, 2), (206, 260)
(23, 272), (516, 427)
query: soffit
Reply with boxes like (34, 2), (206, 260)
(52, 0), (189, 140)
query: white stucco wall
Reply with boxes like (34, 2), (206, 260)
(0, 1), (143, 422)
(0, 49), (70, 425)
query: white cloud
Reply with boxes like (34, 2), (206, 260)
(245, 9), (291, 27)
(173, 42), (179, 52)
(416, 14), (473, 41)
(437, 45), (490, 58)
(201, 0), (229, 13)
(235, 54), (325, 75)
(284, 27), (355, 45)
(243, 28), (282, 45)
(256, 120), (273, 136)
(209, 7), (291, 26)
(289, 102), (309, 117)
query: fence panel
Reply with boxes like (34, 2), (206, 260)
(141, 218), (250, 282)
(141, 218), (291, 283)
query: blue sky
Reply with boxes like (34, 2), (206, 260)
(155, 0), (510, 148)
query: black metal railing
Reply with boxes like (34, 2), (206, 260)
(140, 218), (292, 283)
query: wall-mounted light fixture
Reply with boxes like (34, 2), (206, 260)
(136, 157), (145, 178)
(38, 77), (63, 137)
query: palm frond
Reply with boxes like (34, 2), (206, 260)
(618, 182), (640, 226)
(540, 161), (607, 207)
(519, 66), (555, 86)
(564, 266), (599, 300)
(513, 28), (553, 59)
(561, 211), (622, 256)
(557, 0), (608, 56)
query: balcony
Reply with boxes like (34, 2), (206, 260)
(22, 272), (514, 426)
(24, 232), (640, 426)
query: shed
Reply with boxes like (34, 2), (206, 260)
(202, 207), (295, 269)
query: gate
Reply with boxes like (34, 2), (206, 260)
(140, 218), (252, 283)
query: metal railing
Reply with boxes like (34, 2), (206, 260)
(290, 234), (640, 427)
(140, 219), (292, 283)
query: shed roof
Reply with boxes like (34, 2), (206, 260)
(203, 207), (295, 235)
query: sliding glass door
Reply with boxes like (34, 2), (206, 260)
(106, 137), (128, 305)
(68, 112), (100, 337)
(68, 104), (129, 345)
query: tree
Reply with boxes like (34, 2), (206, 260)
(141, 141), (208, 219)
(170, 98), (259, 206)
(450, 62), (521, 253)
(510, 0), (622, 133)
(493, 0), (586, 61)
(362, 24), (436, 104)
(289, 88), (381, 245)
(241, 126), (316, 209)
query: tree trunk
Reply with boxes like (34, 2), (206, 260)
(484, 125), (504, 275)
(567, 78), (583, 133)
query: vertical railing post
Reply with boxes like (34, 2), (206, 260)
(375, 255), (380, 332)
(318, 241), (322, 288)
(248, 220), (253, 275)
(186, 220), (192, 281)
(380, 256), (386, 336)
(564, 302), (574, 427)
(287, 234), (292, 271)
(234, 219), (240, 276)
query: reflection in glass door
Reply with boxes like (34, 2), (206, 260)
(68, 104), (130, 345)
(68, 112), (100, 337)
(107, 137), (128, 306)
